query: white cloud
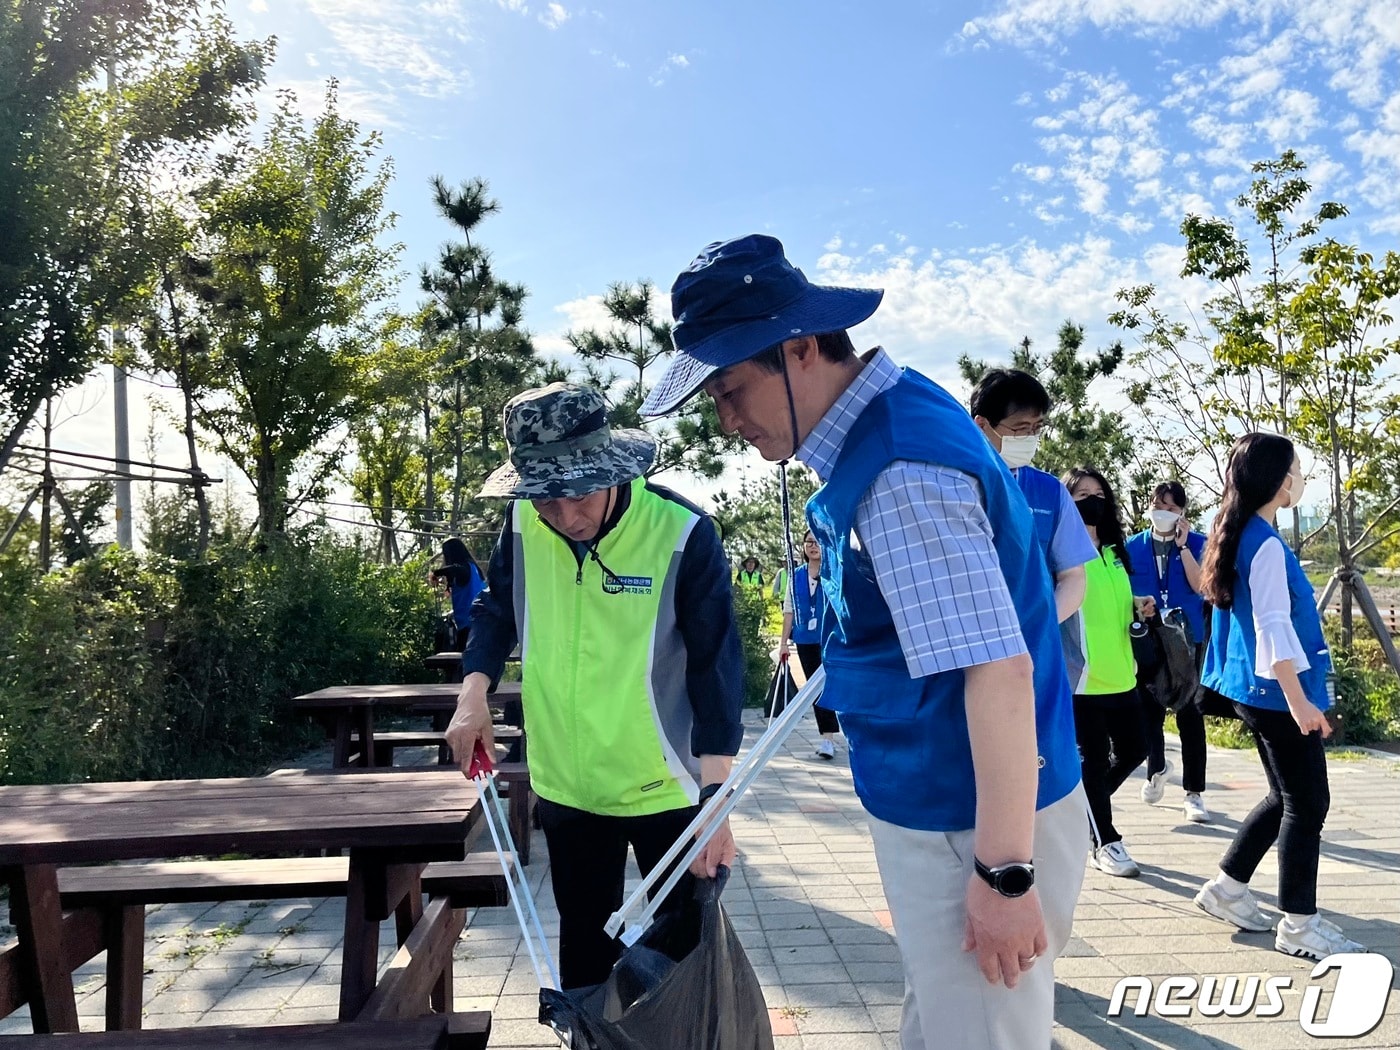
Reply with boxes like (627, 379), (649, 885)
(809, 235), (1163, 382)
(540, 3), (570, 29)
(263, 76), (402, 131)
(965, 1), (1400, 110)
(249, 0), (268, 13)
(304, 0), (475, 100)
(649, 52), (695, 87)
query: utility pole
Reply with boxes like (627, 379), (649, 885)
(39, 399), (53, 570)
(106, 32), (132, 550)
(113, 328), (133, 548)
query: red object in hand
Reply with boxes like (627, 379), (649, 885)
(779, 649), (790, 663)
(467, 739), (494, 778)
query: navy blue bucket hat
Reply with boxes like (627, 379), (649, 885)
(640, 234), (883, 417)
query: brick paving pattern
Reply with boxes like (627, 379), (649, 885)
(4, 711), (1397, 1048)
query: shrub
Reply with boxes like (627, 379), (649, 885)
(0, 538), (438, 785)
(732, 583), (777, 708)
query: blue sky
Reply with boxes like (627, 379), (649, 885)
(234, 0), (1400, 383)
(43, 0), (1400, 524)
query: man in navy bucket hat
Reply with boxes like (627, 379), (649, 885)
(644, 235), (1087, 1050)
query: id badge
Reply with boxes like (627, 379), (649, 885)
(807, 617), (818, 632)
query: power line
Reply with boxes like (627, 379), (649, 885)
(15, 443), (206, 476)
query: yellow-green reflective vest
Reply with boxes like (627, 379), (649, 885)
(513, 477), (701, 816)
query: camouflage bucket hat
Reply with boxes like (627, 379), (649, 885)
(479, 383), (656, 500)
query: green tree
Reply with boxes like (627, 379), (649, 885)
(1284, 241), (1400, 648)
(960, 322), (1152, 515)
(419, 176), (539, 533)
(1110, 150), (1348, 514)
(710, 465), (820, 575)
(566, 280), (745, 482)
(0, 0), (269, 476)
(187, 84), (401, 538)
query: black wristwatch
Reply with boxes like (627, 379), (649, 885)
(974, 857), (1036, 898)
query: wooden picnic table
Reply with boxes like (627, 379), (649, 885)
(423, 648), (520, 674)
(0, 770), (479, 1033)
(292, 681), (522, 768)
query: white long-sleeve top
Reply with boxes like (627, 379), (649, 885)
(1249, 536), (1311, 680)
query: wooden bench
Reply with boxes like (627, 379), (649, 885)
(348, 727), (522, 769)
(0, 1012), (493, 1048)
(1, 857), (509, 1030)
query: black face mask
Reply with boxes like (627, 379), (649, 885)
(1076, 494), (1107, 527)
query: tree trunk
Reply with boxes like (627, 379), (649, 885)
(422, 391), (435, 552)
(167, 284), (212, 557)
(450, 371), (464, 530)
(255, 451), (282, 538)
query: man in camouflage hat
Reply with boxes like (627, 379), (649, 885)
(446, 382), (744, 990)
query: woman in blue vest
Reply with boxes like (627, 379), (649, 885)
(778, 530), (841, 759)
(436, 537), (487, 650)
(1193, 434), (1364, 960)
(1124, 481), (1211, 824)
(1064, 467), (1151, 879)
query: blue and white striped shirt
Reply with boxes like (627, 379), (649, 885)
(798, 349), (1027, 678)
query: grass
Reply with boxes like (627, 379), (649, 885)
(778, 1005), (809, 1021)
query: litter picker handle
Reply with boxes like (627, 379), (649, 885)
(474, 770), (561, 992)
(605, 666), (825, 944)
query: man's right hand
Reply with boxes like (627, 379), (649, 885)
(446, 674), (496, 777)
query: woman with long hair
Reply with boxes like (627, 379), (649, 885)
(1063, 467), (1150, 878)
(1193, 434), (1364, 959)
(777, 531), (841, 759)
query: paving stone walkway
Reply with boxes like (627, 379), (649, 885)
(3, 711), (1397, 1048)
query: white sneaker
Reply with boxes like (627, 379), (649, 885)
(1183, 792), (1211, 824)
(1194, 880), (1274, 932)
(815, 738), (835, 760)
(1092, 841), (1140, 878)
(1276, 915), (1367, 961)
(1140, 759), (1173, 804)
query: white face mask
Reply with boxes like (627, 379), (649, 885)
(1281, 472), (1302, 510)
(1149, 509), (1180, 534)
(998, 433), (1041, 470)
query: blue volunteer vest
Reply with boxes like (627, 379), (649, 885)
(791, 564), (824, 645)
(1201, 516), (1333, 712)
(806, 369), (1081, 832)
(1125, 529), (1207, 643)
(1015, 465), (1064, 557)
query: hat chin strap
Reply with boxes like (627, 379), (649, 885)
(775, 349), (802, 615)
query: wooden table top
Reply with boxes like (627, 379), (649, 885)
(0, 771), (478, 868)
(292, 680), (521, 709)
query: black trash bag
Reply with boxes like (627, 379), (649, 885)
(765, 659), (797, 720)
(539, 868), (774, 1050)
(1141, 609), (1198, 713)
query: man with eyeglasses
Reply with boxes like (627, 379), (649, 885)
(970, 370), (1097, 694)
(444, 381), (743, 991)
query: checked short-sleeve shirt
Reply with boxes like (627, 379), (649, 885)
(798, 349), (1027, 678)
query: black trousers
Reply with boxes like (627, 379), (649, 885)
(796, 643), (840, 735)
(536, 796), (697, 989)
(1141, 696), (1207, 792)
(1074, 691), (1148, 848)
(1141, 640), (1207, 791)
(1220, 703), (1330, 914)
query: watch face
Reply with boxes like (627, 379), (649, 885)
(996, 865), (1035, 897)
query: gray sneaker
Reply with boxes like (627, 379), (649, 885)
(815, 738), (835, 760)
(1194, 880), (1274, 932)
(1092, 841), (1140, 878)
(1141, 760), (1173, 804)
(1276, 915), (1367, 961)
